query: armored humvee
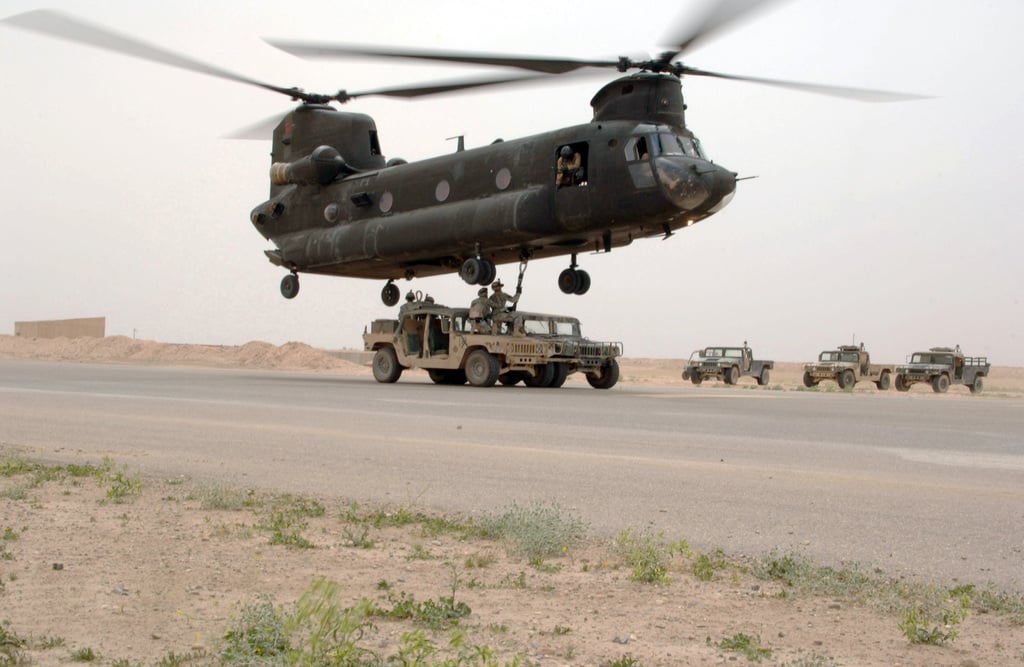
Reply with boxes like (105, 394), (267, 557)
(893, 346), (990, 394)
(363, 300), (622, 389)
(802, 344), (893, 390)
(681, 344), (774, 386)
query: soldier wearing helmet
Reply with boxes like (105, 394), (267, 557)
(469, 287), (493, 333)
(489, 279), (520, 311)
(555, 144), (582, 188)
(398, 290), (418, 318)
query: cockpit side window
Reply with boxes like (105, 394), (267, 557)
(625, 136), (649, 161)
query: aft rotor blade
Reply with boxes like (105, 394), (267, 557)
(346, 72), (564, 99)
(683, 66), (931, 102)
(265, 39), (620, 75)
(665, 0), (788, 56)
(1, 9), (322, 102)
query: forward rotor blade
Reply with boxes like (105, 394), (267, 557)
(1, 9), (318, 102)
(682, 66), (931, 102)
(265, 39), (620, 75)
(665, 0), (788, 56)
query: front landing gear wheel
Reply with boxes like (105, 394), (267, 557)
(460, 258), (496, 286)
(381, 282), (400, 307)
(280, 273), (299, 299)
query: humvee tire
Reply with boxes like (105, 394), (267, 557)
(757, 367), (770, 386)
(802, 371), (817, 388)
(587, 359), (619, 389)
(549, 363), (569, 388)
(524, 364), (555, 388)
(970, 376), (984, 394)
(464, 349), (500, 387)
(372, 347), (402, 383)
(931, 374), (950, 393)
(894, 374), (910, 392)
(876, 370), (891, 391)
(429, 369), (467, 385)
(837, 369), (855, 390)
(498, 371), (526, 386)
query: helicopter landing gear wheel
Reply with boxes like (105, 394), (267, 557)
(460, 257), (496, 286)
(280, 273), (299, 300)
(381, 282), (400, 307)
(573, 269), (591, 295)
(558, 254), (590, 295)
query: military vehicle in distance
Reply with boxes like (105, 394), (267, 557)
(802, 343), (893, 390)
(363, 300), (622, 389)
(893, 346), (990, 394)
(681, 343), (774, 386)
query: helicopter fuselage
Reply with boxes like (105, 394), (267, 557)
(252, 112), (736, 282)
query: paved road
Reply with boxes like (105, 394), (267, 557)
(1, 360), (1021, 589)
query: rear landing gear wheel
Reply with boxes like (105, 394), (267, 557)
(573, 269), (591, 295)
(280, 273), (299, 299)
(558, 268), (591, 295)
(381, 282), (400, 306)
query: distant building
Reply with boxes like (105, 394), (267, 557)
(14, 317), (106, 338)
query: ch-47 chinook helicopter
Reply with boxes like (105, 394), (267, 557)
(3, 2), (923, 306)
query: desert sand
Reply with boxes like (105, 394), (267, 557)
(1, 335), (1022, 666)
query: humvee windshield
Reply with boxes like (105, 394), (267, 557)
(703, 348), (743, 358)
(516, 315), (581, 337)
(819, 351), (840, 362)
(911, 353), (954, 365)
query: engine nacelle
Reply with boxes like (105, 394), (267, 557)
(270, 145), (351, 186)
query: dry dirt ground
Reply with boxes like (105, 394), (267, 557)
(1, 335), (1023, 667)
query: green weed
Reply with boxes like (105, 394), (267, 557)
(614, 528), (686, 584)
(191, 482), (254, 511)
(0, 620), (27, 665)
(693, 549), (727, 581)
(478, 500), (587, 560)
(714, 632), (771, 661)
(221, 593), (290, 662)
(71, 646), (97, 661)
(898, 587), (971, 645)
(97, 459), (141, 502)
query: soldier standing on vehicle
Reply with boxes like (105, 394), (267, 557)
(489, 280), (520, 311)
(398, 291), (417, 318)
(469, 287), (493, 333)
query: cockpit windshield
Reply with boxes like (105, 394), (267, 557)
(653, 132), (702, 158)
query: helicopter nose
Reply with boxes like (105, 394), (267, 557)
(654, 157), (736, 212)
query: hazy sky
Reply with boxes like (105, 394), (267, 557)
(2, 0), (1022, 365)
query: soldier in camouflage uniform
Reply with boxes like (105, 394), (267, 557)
(489, 280), (520, 312)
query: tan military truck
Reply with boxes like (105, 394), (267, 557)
(363, 301), (622, 389)
(681, 343), (774, 386)
(894, 346), (990, 394)
(802, 343), (893, 390)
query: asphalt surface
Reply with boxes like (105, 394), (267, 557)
(1, 360), (1022, 589)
